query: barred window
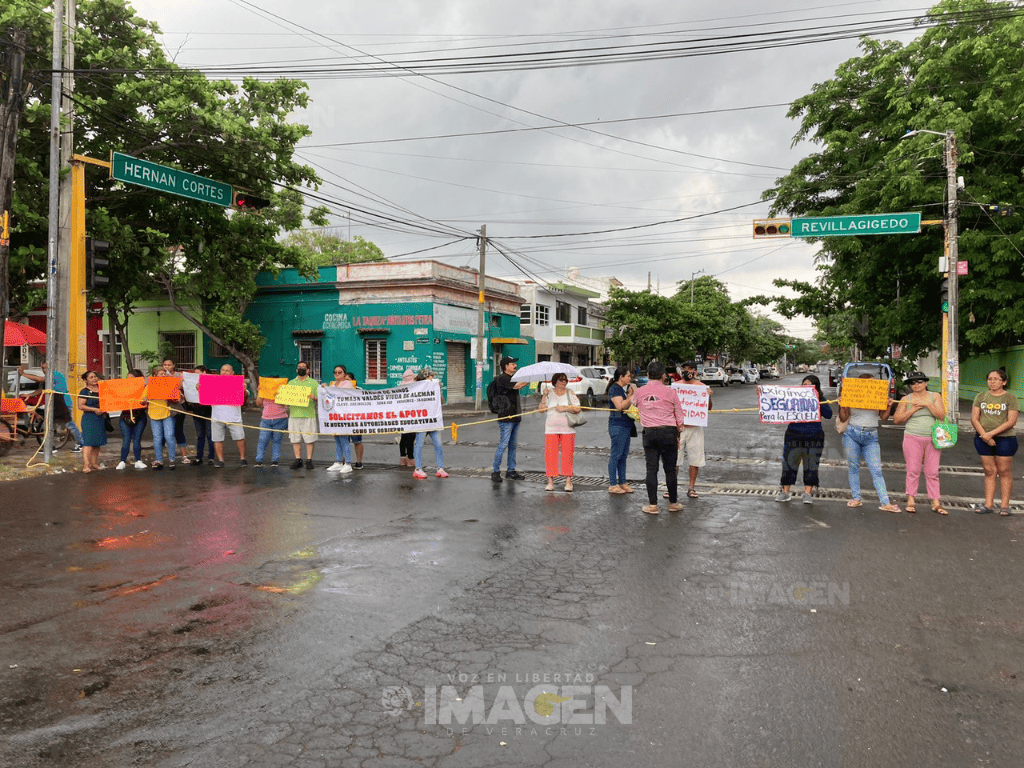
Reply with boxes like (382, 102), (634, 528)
(160, 332), (196, 370)
(520, 304), (532, 324)
(535, 305), (550, 326)
(365, 339), (387, 384)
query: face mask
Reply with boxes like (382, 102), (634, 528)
(682, 371), (695, 381)
(297, 368), (307, 376)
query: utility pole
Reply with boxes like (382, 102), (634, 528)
(944, 130), (960, 425)
(474, 225), (486, 410)
(44, 0), (66, 462)
(56, 0), (76, 381)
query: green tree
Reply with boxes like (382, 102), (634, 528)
(604, 288), (689, 366)
(762, 0), (1024, 361)
(4, 0), (329, 391)
(283, 231), (386, 265)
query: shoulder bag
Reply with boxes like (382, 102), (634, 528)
(565, 391), (587, 428)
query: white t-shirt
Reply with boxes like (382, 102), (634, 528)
(211, 404), (242, 424)
(544, 390), (579, 435)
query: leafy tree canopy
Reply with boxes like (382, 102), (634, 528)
(3, 0), (330, 389)
(282, 231), (386, 265)
(760, 0), (1024, 360)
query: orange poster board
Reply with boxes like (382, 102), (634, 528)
(258, 377), (288, 400)
(99, 378), (147, 412)
(0, 395), (28, 413)
(839, 377), (889, 410)
(146, 375), (181, 401)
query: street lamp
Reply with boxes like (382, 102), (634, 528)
(690, 269), (705, 304)
(902, 129), (959, 423)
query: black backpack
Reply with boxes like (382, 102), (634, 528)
(487, 379), (500, 414)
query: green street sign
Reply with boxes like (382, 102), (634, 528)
(792, 212), (921, 238)
(111, 152), (231, 207)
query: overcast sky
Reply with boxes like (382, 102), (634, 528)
(131, 0), (931, 338)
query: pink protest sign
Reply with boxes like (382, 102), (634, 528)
(198, 374), (246, 406)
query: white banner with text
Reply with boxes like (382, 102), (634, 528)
(318, 380), (444, 435)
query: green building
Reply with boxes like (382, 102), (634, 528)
(223, 261), (532, 403)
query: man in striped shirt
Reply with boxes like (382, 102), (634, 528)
(633, 361), (685, 515)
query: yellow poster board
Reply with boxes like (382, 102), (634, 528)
(840, 377), (889, 410)
(274, 383), (314, 408)
(258, 377), (288, 400)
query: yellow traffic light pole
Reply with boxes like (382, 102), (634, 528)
(67, 155), (111, 427)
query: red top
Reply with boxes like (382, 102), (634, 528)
(633, 381), (684, 429)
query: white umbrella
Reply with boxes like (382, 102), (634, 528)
(511, 361), (580, 383)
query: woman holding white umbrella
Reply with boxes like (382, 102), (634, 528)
(538, 372), (582, 491)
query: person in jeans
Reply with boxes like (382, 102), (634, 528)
(398, 368), (417, 467)
(116, 369), (148, 470)
(190, 366), (214, 465)
(148, 370), (177, 471)
(839, 373), (898, 512)
(254, 379), (288, 467)
(893, 371), (947, 514)
(412, 369), (448, 479)
(325, 364), (354, 474)
(161, 358), (191, 465)
(491, 356), (528, 482)
(970, 368), (1019, 515)
(633, 361), (685, 515)
(606, 367), (636, 494)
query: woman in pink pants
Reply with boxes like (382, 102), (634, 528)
(893, 372), (948, 514)
(539, 372), (582, 492)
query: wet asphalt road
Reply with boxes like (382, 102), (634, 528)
(2, 376), (1022, 767)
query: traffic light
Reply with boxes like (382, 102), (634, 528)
(985, 204), (1015, 217)
(940, 278), (949, 313)
(86, 237), (110, 289)
(753, 218), (792, 238)
(232, 190), (271, 211)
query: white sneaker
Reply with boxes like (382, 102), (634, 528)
(327, 462), (345, 472)
(339, 463), (354, 474)
(134, 460), (147, 469)
(115, 461), (126, 470)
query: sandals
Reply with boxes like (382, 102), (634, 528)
(879, 504), (901, 513)
(151, 462), (163, 471)
(931, 501), (948, 516)
(905, 496), (916, 513)
(608, 485), (626, 494)
(846, 500), (863, 508)
(686, 489), (699, 499)
(620, 484), (634, 494)
(973, 504), (994, 514)
(667, 503), (683, 512)
(1000, 508), (1012, 517)
(642, 505), (659, 515)
(564, 482), (574, 492)
(545, 481), (555, 491)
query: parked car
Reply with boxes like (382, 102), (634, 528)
(743, 367), (759, 384)
(758, 368), (772, 379)
(769, 366), (780, 378)
(727, 367), (746, 384)
(538, 366), (609, 406)
(700, 366), (729, 387)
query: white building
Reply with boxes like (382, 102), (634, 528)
(517, 281), (608, 366)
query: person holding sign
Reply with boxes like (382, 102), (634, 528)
(287, 362), (320, 470)
(970, 369), (1019, 516)
(190, 366), (214, 466)
(775, 375), (832, 504)
(893, 372), (947, 514)
(161, 359), (191, 465)
(839, 373), (899, 512)
(254, 375), (289, 467)
(116, 370), (149, 470)
(675, 361), (711, 499)
(412, 369), (449, 480)
(324, 365), (354, 473)
(208, 364), (248, 467)
(148, 366), (179, 470)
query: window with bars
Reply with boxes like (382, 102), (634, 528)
(555, 301), (571, 323)
(520, 304), (532, 324)
(365, 339), (387, 383)
(535, 305), (550, 326)
(577, 306), (588, 326)
(160, 332), (196, 370)
(297, 341), (322, 381)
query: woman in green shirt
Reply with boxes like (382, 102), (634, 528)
(970, 369), (1019, 515)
